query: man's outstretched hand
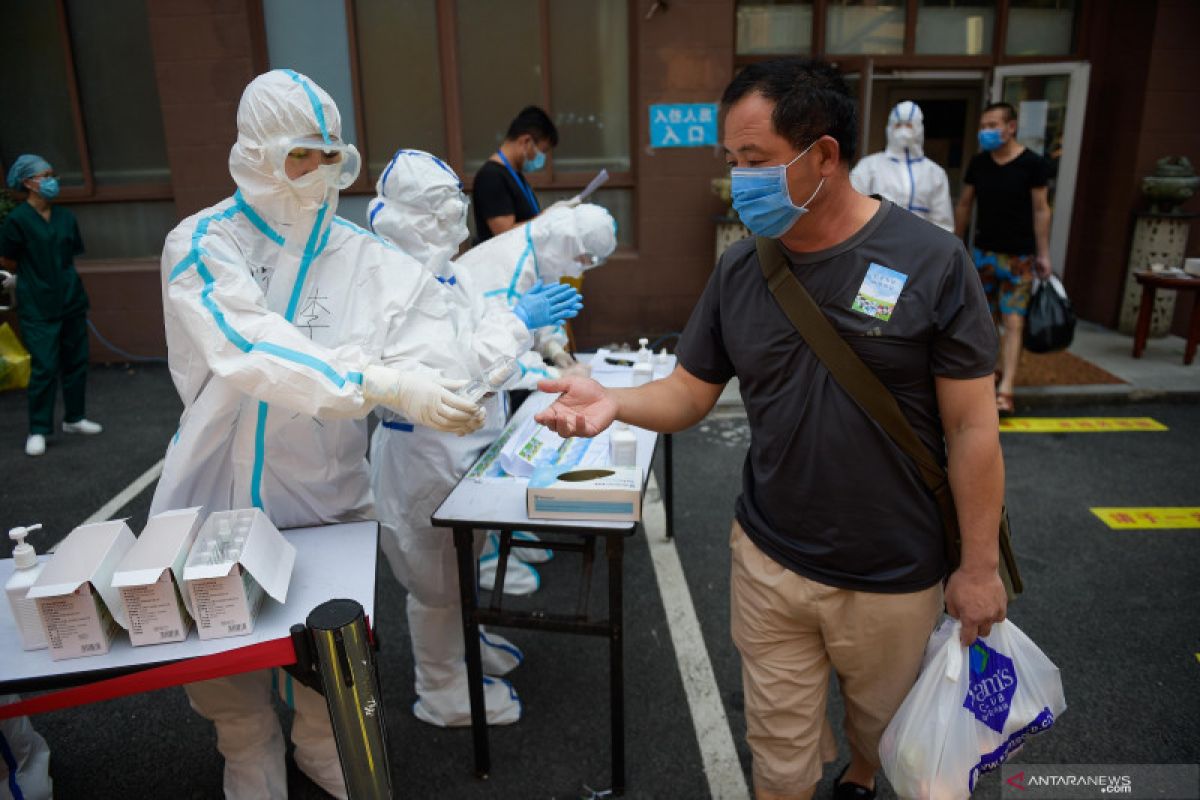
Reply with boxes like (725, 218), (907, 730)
(535, 377), (619, 438)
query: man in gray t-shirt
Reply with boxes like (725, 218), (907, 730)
(535, 58), (1007, 800)
(679, 200), (996, 594)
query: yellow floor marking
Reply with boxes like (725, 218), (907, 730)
(1000, 417), (1167, 433)
(1090, 507), (1200, 529)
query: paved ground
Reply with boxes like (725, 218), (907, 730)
(2, 365), (1198, 798)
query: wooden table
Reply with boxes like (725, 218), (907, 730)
(1132, 271), (1200, 365)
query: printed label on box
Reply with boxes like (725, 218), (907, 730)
(37, 585), (115, 660)
(190, 569), (264, 639)
(120, 571), (191, 645)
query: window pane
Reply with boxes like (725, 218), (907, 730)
(65, 0), (169, 185)
(548, 0), (629, 174)
(1005, 0), (1078, 56)
(915, 0), (995, 55)
(72, 201), (178, 259)
(354, 0), (445, 179)
(458, 0), (542, 175)
(826, 0), (905, 55)
(736, 1), (813, 56)
(262, 0), (358, 145)
(0, 4), (83, 187)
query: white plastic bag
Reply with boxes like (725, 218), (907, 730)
(879, 618), (1066, 800)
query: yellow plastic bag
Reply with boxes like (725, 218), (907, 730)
(0, 322), (31, 391)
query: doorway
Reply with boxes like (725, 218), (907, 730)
(862, 71), (987, 205)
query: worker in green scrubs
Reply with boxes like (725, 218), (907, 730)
(1, 154), (102, 457)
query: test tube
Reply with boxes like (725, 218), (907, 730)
(457, 356), (519, 404)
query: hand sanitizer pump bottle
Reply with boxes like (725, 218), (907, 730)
(6, 524), (48, 650)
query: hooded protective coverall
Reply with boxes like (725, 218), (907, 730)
(150, 71), (486, 799)
(365, 149), (540, 726)
(453, 202), (617, 369)
(850, 101), (954, 231)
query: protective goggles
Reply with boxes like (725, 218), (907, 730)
(267, 135), (361, 190)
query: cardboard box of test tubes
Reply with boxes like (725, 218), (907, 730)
(110, 507), (203, 646)
(26, 520), (135, 660)
(181, 509), (296, 640)
(526, 466), (643, 522)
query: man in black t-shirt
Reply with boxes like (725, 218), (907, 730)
(471, 105), (558, 244)
(533, 59), (1006, 800)
(955, 102), (1053, 415)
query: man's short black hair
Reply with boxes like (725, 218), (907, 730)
(983, 101), (1017, 123)
(720, 58), (857, 163)
(506, 105), (559, 148)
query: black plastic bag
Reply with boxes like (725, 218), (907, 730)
(1023, 275), (1075, 353)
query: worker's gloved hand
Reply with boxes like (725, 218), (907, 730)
(512, 280), (583, 330)
(0, 270), (14, 292)
(363, 365), (485, 435)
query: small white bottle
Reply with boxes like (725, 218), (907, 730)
(653, 347), (672, 378)
(636, 337), (652, 364)
(6, 523), (48, 650)
(610, 423), (637, 467)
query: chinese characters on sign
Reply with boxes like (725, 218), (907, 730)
(649, 103), (718, 148)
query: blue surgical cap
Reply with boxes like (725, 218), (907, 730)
(6, 155), (53, 190)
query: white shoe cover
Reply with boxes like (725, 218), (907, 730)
(409, 598), (521, 727)
(479, 626), (523, 676)
(479, 532), (541, 595)
(511, 530), (554, 564)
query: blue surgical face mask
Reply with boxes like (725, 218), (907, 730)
(730, 140), (824, 239)
(35, 176), (60, 201)
(523, 148), (546, 173)
(978, 128), (1004, 152)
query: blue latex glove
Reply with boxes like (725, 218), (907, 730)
(512, 280), (583, 330)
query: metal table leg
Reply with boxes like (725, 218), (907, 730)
(606, 534), (626, 795)
(664, 433), (675, 539)
(454, 525), (490, 778)
(306, 599), (393, 799)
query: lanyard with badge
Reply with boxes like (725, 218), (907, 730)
(495, 149), (541, 214)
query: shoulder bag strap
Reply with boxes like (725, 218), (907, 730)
(754, 236), (947, 492)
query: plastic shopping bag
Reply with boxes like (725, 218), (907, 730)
(0, 322), (31, 392)
(1023, 275), (1076, 353)
(879, 618), (1066, 800)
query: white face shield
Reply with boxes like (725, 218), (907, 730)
(266, 135), (362, 191)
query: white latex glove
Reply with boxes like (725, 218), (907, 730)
(0, 270), (14, 292)
(363, 365), (485, 435)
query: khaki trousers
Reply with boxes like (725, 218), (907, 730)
(729, 521), (942, 796)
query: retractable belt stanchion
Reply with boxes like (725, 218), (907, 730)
(294, 599), (393, 799)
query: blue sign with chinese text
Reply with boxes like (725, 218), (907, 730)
(649, 103), (719, 148)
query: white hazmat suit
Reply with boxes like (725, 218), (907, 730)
(151, 70), (488, 799)
(452, 201), (618, 592)
(366, 149), (541, 727)
(454, 202), (617, 371)
(850, 101), (954, 231)
(0, 696), (51, 800)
